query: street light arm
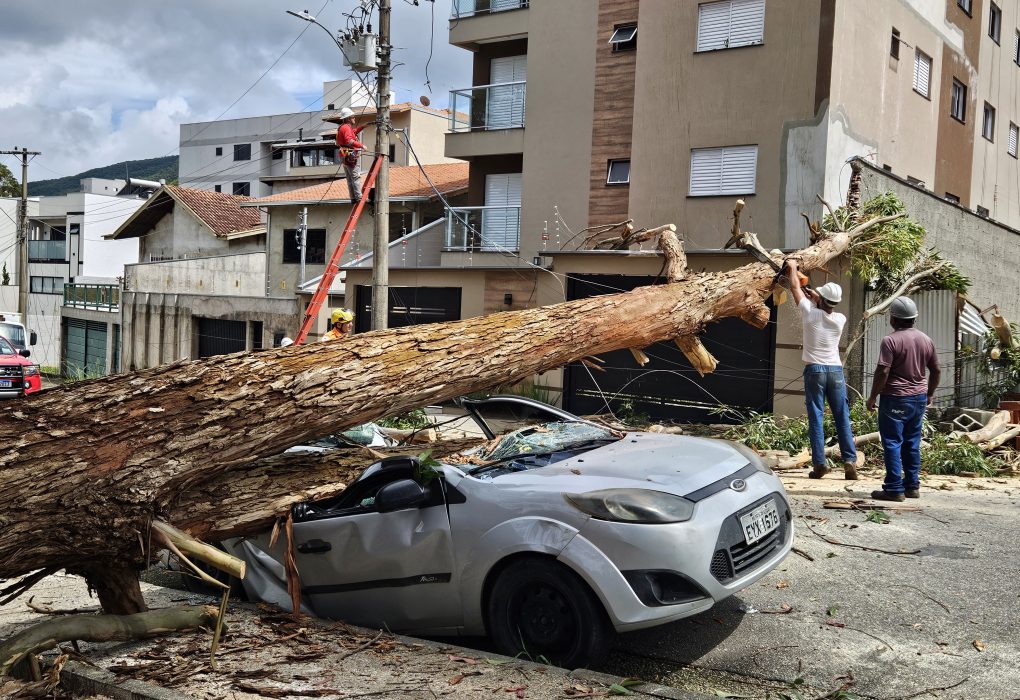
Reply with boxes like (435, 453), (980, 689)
(285, 10), (345, 52)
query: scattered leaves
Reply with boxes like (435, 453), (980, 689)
(827, 605), (840, 617)
(608, 684), (635, 696)
(865, 509), (890, 524)
(448, 671), (482, 685)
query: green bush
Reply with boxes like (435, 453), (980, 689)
(921, 432), (1002, 476)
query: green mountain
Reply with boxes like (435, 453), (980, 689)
(28, 156), (179, 196)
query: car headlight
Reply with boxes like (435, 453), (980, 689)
(565, 489), (695, 523)
(23, 365), (39, 377)
(727, 440), (772, 474)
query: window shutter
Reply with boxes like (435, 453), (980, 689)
(690, 146), (758, 196)
(697, 1), (731, 52)
(1009, 124), (1018, 156)
(728, 0), (766, 48)
(913, 51), (931, 97)
(482, 174), (522, 251)
(486, 55), (527, 129)
(689, 148), (723, 196)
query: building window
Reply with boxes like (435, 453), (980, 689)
(290, 147), (338, 168)
(272, 147), (283, 160)
(944, 192), (960, 203)
(958, 0), (972, 15)
(282, 228), (326, 264)
(913, 50), (932, 98)
(696, 0), (765, 52)
(1014, 30), (1020, 64)
(606, 159), (631, 185)
(950, 79), (967, 122)
(609, 24), (638, 52)
(689, 145), (758, 196)
(989, 2), (1001, 43)
(388, 144), (397, 162)
(214, 185), (222, 193)
(250, 321), (264, 351)
(233, 143), (252, 161)
(976, 205), (990, 217)
(232, 182), (251, 196)
(30, 276), (62, 294)
(983, 102), (995, 141)
(1009, 123), (1018, 157)
(906, 176), (925, 188)
(882, 163), (893, 172)
(890, 28), (900, 59)
(215, 146), (223, 156)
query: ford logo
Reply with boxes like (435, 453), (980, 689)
(730, 479), (747, 492)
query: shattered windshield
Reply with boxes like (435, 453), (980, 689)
(477, 421), (617, 462)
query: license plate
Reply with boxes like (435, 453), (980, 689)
(739, 499), (780, 545)
(0, 380), (10, 388)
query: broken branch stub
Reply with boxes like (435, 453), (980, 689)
(675, 336), (718, 377)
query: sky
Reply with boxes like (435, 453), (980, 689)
(0, 0), (471, 179)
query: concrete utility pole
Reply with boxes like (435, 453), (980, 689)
(298, 206), (308, 286)
(1, 148), (40, 319)
(371, 0), (392, 331)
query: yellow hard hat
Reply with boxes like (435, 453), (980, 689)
(331, 308), (354, 324)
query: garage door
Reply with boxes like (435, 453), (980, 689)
(563, 274), (777, 423)
(63, 318), (108, 379)
(354, 286), (461, 332)
(196, 318), (247, 358)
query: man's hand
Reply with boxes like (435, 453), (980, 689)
(867, 396), (877, 412)
(926, 394), (935, 407)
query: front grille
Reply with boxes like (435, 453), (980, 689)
(0, 366), (22, 378)
(711, 493), (790, 584)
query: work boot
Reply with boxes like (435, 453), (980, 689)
(808, 464), (830, 479)
(870, 489), (905, 502)
(843, 462), (858, 480)
(904, 488), (920, 499)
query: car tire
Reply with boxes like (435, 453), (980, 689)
(486, 557), (614, 669)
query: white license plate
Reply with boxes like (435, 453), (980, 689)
(739, 499), (780, 545)
(0, 380), (10, 388)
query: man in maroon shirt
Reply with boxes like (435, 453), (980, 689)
(335, 107), (367, 201)
(866, 296), (941, 502)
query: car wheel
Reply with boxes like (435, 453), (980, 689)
(486, 557), (614, 669)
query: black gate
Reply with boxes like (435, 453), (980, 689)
(354, 286), (462, 331)
(196, 318), (247, 358)
(563, 274), (777, 423)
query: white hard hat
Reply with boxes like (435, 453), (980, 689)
(816, 282), (843, 305)
(338, 107), (355, 120)
(890, 296), (918, 319)
(280, 337), (294, 347)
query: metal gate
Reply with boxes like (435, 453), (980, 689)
(196, 318), (247, 358)
(63, 318), (108, 378)
(563, 274), (777, 423)
(354, 286), (462, 332)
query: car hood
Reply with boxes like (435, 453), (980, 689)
(481, 431), (752, 497)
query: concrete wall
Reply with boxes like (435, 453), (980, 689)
(0, 199), (18, 283)
(126, 252), (267, 296)
(82, 194), (141, 278)
(61, 306), (121, 375)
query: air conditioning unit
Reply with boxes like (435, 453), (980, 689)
(341, 34), (378, 72)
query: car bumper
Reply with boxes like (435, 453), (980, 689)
(557, 472), (792, 632)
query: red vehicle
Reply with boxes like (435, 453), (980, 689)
(0, 335), (40, 397)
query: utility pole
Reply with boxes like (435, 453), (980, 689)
(297, 206), (308, 286)
(371, 0), (392, 331)
(1, 148), (40, 319)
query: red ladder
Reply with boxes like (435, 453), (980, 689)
(294, 154), (384, 345)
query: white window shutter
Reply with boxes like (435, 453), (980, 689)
(690, 146), (758, 196)
(1009, 124), (1018, 156)
(689, 148), (723, 196)
(697, 1), (731, 52)
(913, 51), (931, 97)
(728, 0), (766, 48)
(486, 55), (527, 129)
(482, 173), (522, 251)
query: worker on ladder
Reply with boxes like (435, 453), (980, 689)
(335, 107), (367, 202)
(321, 308), (354, 342)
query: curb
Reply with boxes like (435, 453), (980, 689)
(55, 660), (193, 700)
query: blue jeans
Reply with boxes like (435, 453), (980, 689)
(803, 364), (857, 467)
(878, 393), (927, 493)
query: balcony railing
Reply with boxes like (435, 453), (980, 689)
(28, 239), (66, 261)
(451, 0), (528, 18)
(449, 81), (526, 132)
(446, 206), (520, 252)
(64, 283), (120, 311)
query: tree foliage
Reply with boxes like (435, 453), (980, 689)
(0, 163), (19, 198)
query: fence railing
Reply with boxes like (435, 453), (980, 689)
(28, 239), (66, 261)
(449, 81), (526, 132)
(451, 0), (527, 19)
(445, 206), (520, 252)
(63, 283), (120, 311)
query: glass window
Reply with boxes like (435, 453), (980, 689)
(950, 79), (967, 121)
(282, 228), (327, 264)
(983, 102), (996, 141)
(609, 24), (638, 52)
(30, 276), (62, 294)
(958, 0), (972, 15)
(989, 2), (1001, 42)
(233, 143), (251, 161)
(890, 28), (900, 59)
(606, 159), (631, 185)
(232, 182), (251, 196)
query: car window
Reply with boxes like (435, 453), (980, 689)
(0, 324), (23, 347)
(462, 396), (582, 438)
(477, 421), (617, 461)
(0, 338), (14, 356)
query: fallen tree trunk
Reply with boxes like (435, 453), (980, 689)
(0, 211), (898, 605)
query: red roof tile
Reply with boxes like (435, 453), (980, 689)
(251, 162), (468, 205)
(166, 185), (264, 236)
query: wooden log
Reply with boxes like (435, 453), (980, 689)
(376, 426), (438, 444)
(150, 520), (245, 581)
(979, 424), (1020, 451)
(960, 411), (1011, 443)
(675, 336), (718, 377)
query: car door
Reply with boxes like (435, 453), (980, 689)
(287, 476), (461, 633)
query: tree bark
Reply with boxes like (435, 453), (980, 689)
(0, 217), (898, 594)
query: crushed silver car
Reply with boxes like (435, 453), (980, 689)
(226, 396), (793, 668)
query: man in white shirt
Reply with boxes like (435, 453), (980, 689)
(786, 260), (858, 480)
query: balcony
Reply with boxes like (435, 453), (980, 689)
(28, 239), (67, 262)
(64, 283), (120, 311)
(449, 0), (529, 49)
(445, 82), (526, 159)
(446, 206), (520, 252)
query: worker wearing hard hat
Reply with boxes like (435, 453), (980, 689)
(866, 296), (940, 502)
(335, 107), (367, 201)
(785, 260), (858, 481)
(321, 308), (354, 342)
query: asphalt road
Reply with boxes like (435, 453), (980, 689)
(594, 473), (1020, 700)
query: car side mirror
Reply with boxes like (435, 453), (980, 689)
(18, 350), (30, 358)
(375, 479), (428, 513)
(29, 331), (37, 346)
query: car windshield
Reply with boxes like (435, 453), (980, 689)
(468, 420), (618, 471)
(0, 324), (23, 347)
